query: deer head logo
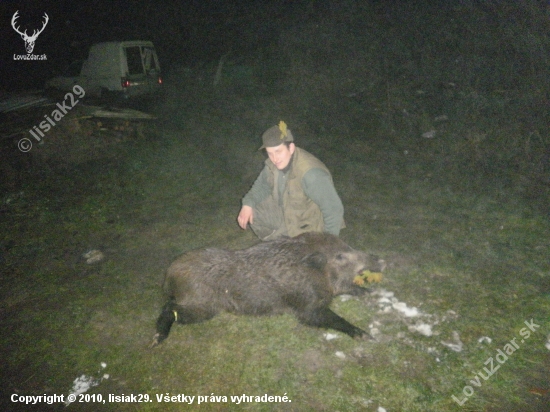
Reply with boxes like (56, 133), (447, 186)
(11, 11), (49, 54)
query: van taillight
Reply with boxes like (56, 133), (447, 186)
(158, 76), (163, 85)
(121, 79), (130, 88)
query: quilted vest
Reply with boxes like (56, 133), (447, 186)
(265, 147), (332, 237)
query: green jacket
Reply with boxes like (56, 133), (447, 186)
(243, 147), (344, 237)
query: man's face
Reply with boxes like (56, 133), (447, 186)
(266, 143), (295, 170)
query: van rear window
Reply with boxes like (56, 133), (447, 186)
(126, 47), (143, 75)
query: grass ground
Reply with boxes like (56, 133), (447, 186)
(1, 82), (548, 411)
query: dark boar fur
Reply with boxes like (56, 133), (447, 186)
(151, 232), (385, 346)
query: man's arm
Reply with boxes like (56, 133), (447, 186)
(302, 169), (344, 235)
(242, 166), (271, 209)
(238, 166), (272, 229)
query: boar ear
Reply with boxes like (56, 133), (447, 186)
(300, 252), (327, 271)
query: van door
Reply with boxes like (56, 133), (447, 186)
(123, 45), (161, 96)
(125, 46), (144, 77)
(142, 46), (161, 93)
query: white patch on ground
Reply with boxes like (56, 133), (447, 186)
(441, 331), (464, 352)
(354, 397), (373, 407)
(392, 301), (420, 317)
(374, 289), (421, 317)
(335, 351), (346, 360)
(408, 322), (433, 337)
(358, 288), (497, 359)
(324, 332), (340, 341)
(82, 249), (104, 264)
(373, 289), (426, 325)
(546, 335), (550, 351)
(339, 294), (353, 302)
(426, 347), (440, 362)
(367, 320), (382, 337)
(376, 290), (394, 299)
(65, 363), (108, 405)
(65, 375), (99, 405)
(365, 289), (469, 358)
(369, 320), (381, 328)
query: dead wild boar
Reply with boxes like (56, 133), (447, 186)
(151, 232), (385, 346)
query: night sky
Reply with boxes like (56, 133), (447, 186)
(2, 0), (546, 95)
(1, 0), (297, 91)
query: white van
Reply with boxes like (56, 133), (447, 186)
(45, 41), (162, 101)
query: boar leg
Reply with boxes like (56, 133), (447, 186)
(298, 307), (371, 339)
(151, 299), (217, 347)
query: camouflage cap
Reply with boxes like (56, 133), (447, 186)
(258, 121), (294, 150)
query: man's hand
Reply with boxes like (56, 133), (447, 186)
(237, 205), (254, 229)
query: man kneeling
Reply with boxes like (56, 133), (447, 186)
(237, 121), (344, 240)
